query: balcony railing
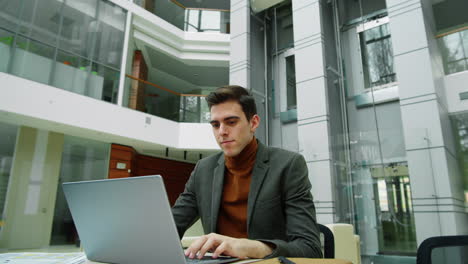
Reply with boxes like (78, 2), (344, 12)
(0, 27), (121, 104)
(136, 0), (230, 34)
(124, 75), (210, 123)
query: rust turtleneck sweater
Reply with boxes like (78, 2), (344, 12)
(216, 137), (258, 238)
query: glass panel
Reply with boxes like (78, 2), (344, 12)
(200, 10), (221, 32)
(450, 113), (468, 205)
(50, 135), (110, 245)
(274, 4), (294, 51)
(0, 0), (22, 33)
(52, 49), (91, 96)
(0, 27), (15, 73)
(10, 35), (55, 85)
(439, 31), (468, 74)
(16, 0), (61, 46)
(339, 0), (387, 24)
(0, 122), (18, 233)
(185, 9), (200, 32)
(285, 55), (297, 110)
(125, 76), (212, 123)
(359, 23), (396, 88)
(143, 82), (180, 121)
(180, 96), (201, 122)
(93, 0), (126, 68)
(462, 30), (468, 59)
(446, 60), (467, 74)
(93, 62), (120, 103)
(154, 0), (185, 31)
(58, 0), (97, 59)
(372, 172), (416, 254)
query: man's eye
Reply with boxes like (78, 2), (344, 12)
(227, 120), (236, 125)
(211, 123), (220, 128)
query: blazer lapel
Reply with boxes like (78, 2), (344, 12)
(210, 154), (225, 233)
(247, 142), (269, 231)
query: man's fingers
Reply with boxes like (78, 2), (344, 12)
(197, 236), (218, 259)
(212, 242), (228, 258)
(185, 236), (208, 258)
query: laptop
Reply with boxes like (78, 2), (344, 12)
(62, 175), (238, 264)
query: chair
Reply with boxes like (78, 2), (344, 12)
(318, 223), (335, 258)
(325, 223), (361, 264)
(416, 235), (468, 264)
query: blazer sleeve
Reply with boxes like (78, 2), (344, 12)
(171, 162), (200, 239)
(260, 153), (323, 258)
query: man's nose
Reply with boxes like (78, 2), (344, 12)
(219, 124), (228, 135)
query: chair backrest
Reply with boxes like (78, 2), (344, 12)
(416, 235), (468, 264)
(318, 223), (335, 258)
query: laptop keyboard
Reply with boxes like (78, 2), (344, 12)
(185, 256), (238, 264)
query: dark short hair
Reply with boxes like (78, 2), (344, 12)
(205, 85), (257, 121)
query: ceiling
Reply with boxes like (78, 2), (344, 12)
(145, 44), (229, 88)
(175, 0), (230, 10)
(132, 37), (229, 94)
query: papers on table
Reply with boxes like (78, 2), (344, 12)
(0, 252), (86, 264)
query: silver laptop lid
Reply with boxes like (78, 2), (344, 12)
(63, 175), (186, 264)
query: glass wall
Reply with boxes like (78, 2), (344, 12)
(0, 122), (18, 235)
(338, 0), (418, 259)
(50, 135), (110, 245)
(438, 29), (468, 75)
(450, 113), (468, 205)
(0, 0), (127, 103)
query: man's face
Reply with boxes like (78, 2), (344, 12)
(209, 100), (260, 157)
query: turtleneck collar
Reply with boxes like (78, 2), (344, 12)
(224, 136), (258, 171)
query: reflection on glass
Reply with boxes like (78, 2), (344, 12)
(439, 29), (468, 74)
(50, 135), (110, 245)
(0, 27), (14, 73)
(180, 96), (206, 123)
(0, 1), (22, 33)
(449, 114), (468, 204)
(0, 122), (18, 233)
(370, 165), (417, 254)
(359, 23), (396, 89)
(17, 0), (61, 47)
(59, 0), (97, 59)
(93, 0), (126, 69)
(285, 55), (296, 110)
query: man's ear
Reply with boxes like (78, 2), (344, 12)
(250, 114), (260, 132)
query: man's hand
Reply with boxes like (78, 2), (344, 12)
(184, 233), (273, 259)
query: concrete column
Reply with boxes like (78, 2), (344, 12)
(292, 0), (335, 224)
(0, 126), (64, 249)
(229, 0), (251, 88)
(385, 0), (468, 242)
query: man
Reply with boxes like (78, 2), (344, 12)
(172, 85), (322, 259)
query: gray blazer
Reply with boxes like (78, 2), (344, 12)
(171, 141), (322, 258)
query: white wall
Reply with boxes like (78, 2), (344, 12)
(0, 73), (219, 153)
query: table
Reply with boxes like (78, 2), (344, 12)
(84, 258), (352, 264)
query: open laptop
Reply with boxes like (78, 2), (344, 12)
(62, 175), (238, 264)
